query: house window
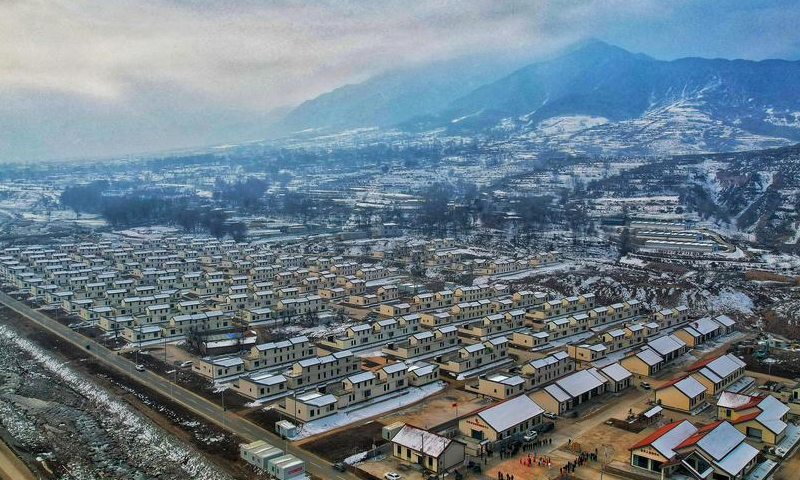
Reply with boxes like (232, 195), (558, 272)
(746, 427), (762, 440)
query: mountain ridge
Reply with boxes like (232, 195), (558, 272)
(271, 40), (800, 156)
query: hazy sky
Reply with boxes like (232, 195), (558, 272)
(2, 0), (800, 163)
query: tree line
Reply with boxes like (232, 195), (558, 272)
(60, 181), (248, 241)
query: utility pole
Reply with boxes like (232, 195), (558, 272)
(598, 443), (615, 480)
(170, 367), (176, 400)
(221, 388), (226, 431)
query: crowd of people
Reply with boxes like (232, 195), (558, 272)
(558, 448), (599, 477)
(494, 443), (602, 480)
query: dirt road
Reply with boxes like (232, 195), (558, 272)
(0, 440), (37, 480)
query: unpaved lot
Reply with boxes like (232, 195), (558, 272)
(381, 387), (490, 429)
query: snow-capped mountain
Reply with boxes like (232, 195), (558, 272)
(277, 40), (800, 156)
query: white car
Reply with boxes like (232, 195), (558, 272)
(179, 360), (193, 368)
(135, 364), (146, 372)
(543, 412), (558, 419)
(523, 431), (538, 442)
(384, 473), (402, 480)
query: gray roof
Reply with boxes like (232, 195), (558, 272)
(543, 384), (571, 403)
(697, 421), (745, 461)
(648, 334), (686, 356)
(669, 376), (706, 398)
(382, 362), (408, 374)
(476, 395), (544, 432)
(703, 354), (745, 379)
(297, 391), (337, 407)
(348, 371), (376, 384)
(649, 420), (698, 458)
(555, 369), (606, 398)
(486, 374), (525, 386)
(600, 363), (632, 382)
(714, 314), (736, 327)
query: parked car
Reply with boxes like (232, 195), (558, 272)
(523, 430), (538, 442)
(179, 360), (193, 368)
(332, 463), (346, 472)
(640, 382), (651, 390)
(534, 421), (555, 433)
(135, 364), (146, 372)
(543, 412), (558, 420)
(384, 472), (402, 480)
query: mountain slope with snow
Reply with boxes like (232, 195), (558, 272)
(278, 40), (800, 156)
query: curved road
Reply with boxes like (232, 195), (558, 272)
(0, 292), (355, 480)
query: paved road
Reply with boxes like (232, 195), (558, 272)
(0, 292), (356, 480)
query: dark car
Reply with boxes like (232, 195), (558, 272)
(332, 463), (346, 472)
(534, 421), (555, 433)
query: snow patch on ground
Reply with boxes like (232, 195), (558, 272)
(343, 451), (369, 465)
(705, 289), (754, 316)
(0, 325), (230, 480)
(289, 382), (445, 440)
(619, 256), (647, 267)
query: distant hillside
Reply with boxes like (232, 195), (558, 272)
(277, 40), (800, 155)
(274, 53), (534, 135)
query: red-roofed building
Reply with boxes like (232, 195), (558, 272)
(717, 392), (790, 445)
(628, 420), (697, 472)
(630, 420), (759, 479)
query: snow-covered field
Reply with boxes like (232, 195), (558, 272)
(0, 325), (231, 480)
(283, 381), (445, 440)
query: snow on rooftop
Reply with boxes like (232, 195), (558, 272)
(717, 391), (754, 409)
(391, 425), (452, 457)
(689, 317), (723, 335)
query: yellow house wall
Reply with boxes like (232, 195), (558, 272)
(655, 387), (692, 412)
